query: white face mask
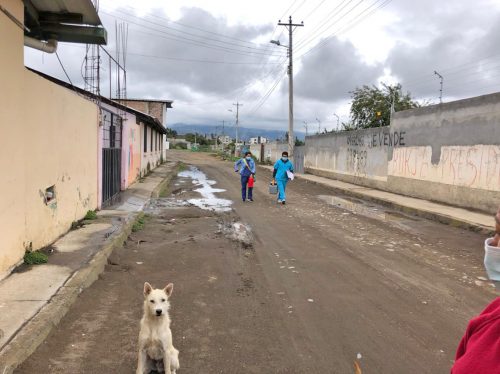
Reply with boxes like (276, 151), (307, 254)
(245, 156), (252, 160)
(281, 157), (288, 161)
(484, 238), (500, 282)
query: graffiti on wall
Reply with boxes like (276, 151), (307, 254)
(346, 130), (406, 148)
(388, 145), (500, 191)
(346, 148), (368, 176)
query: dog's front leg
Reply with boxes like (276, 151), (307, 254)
(136, 348), (148, 374)
(163, 349), (172, 374)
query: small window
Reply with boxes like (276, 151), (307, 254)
(150, 128), (153, 152)
(144, 126), (148, 152)
(44, 185), (56, 204)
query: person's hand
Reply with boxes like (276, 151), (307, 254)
(492, 206), (500, 246)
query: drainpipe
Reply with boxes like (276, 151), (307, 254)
(24, 36), (58, 53)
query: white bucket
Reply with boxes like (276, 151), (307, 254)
(484, 237), (500, 282)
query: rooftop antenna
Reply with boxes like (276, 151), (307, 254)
(83, 0), (101, 104)
(434, 70), (443, 104)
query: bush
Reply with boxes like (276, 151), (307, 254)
(24, 251), (48, 265)
(84, 210), (98, 220)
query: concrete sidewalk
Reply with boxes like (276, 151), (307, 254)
(0, 162), (177, 374)
(259, 165), (495, 233)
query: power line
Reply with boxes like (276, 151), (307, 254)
(55, 51), (74, 86)
(110, 5), (267, 47)
(125, 51), (283, 65)
(249, 71), (288, 116)
(100, 11), (286, 58)
(295, 0), (392, 59)
(302, 0), (331, 21)
(294, 0), (356, 50)
(100, 8), (280, 54)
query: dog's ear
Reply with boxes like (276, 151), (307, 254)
(164, 283), (174, 297)
(144, 282), (153, 296)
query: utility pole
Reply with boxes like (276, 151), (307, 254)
(220, 120), (225, 151)
(303, 121), (309, 137)
(232, 102), (243, 154)
(277, 16), (304, 156)
(434, 70), (443, 104)
(316, 118), (321, 134)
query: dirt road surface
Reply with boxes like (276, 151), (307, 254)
(17, 151), (496, 374)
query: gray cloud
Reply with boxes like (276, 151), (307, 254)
(385, 1), (500, 101)
(23, 1), (500, 130)
(294, 37), (383, 102)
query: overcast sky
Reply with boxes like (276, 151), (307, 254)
(25, 0), (500, 132)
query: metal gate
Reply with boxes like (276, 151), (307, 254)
(102, 110), (122, 207)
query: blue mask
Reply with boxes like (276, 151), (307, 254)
(245, 157), (252, 161)
(484, 238), (500, 281)
(281, 157), (288, 161)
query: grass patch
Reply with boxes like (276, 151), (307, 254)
(178, 162), (187, 172)
(24, 251), (48, 265)
(132, 214), (148, 232)
(84, 210), (98, 220)
(71, 220), (84, 230)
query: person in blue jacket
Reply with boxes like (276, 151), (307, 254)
(234, 151), (256, 202)
(273, 151), (294, 205)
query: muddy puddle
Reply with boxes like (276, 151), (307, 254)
(148, 166), (233, 213)
(318, 195), (419, 223)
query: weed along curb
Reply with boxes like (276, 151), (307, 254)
(0, 213), (141, 374)
(152, 161), (180, 198)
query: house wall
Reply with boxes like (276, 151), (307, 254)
(0, 0), (99, 277)
(140, 123), (164, 175)
(98, 103), (141, 193)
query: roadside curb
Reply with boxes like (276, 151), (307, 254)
(0, 214), (137, 374)
(257, 165), (494, 235)
(0, 164), (178, 374)
(152, 161), (179, 198)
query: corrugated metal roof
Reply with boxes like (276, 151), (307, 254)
(30, 0), (101, 25)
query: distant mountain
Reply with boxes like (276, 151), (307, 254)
(170, 123), (306, 141)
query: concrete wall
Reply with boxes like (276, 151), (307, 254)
(264, 142), (288, 163)
(0, 0), (99, 277)
(249, 144), (263, 162)
(303, 94), (500, 213)
(388, 95), (500, 212)
(304, 127), (392, 190)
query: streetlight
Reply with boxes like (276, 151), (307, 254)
(303, 121), (309, 137)
(333, 113), (340, 131)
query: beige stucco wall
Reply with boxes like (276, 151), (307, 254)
(0, 0), (99, 278)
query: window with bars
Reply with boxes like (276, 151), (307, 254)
(102, 110), (122, 149)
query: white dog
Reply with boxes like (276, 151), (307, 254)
(137, 282), (180, 374)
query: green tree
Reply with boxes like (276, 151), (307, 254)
(184, 132), (208, 145)
(345, 83), (419, 130)
(166, 128), (178, 138)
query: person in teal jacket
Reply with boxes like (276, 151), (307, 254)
(273, 151), (294, 205)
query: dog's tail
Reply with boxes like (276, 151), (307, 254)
(170, 347), (180, 370)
